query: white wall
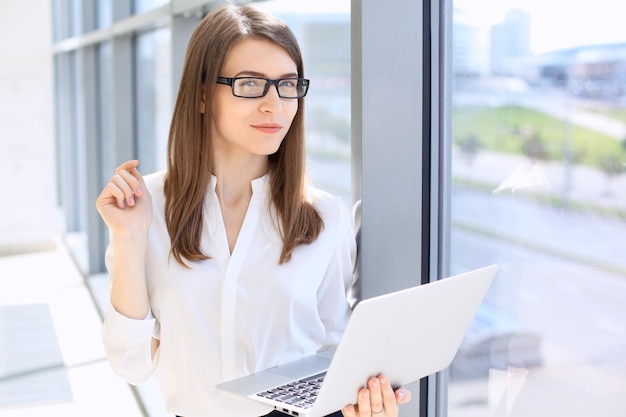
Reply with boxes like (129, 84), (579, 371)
(0, 0), (57, 253)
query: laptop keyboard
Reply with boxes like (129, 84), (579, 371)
(256, 372), (326, 409)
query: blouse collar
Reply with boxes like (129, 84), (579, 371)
(209, 173), (270, 197)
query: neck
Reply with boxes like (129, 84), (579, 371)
(212, 154), (269, 205)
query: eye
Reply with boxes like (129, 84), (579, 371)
(278, 79), (297, 88)
(237, 78), (262, 87)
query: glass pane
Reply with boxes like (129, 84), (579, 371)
(134, 28), (172, 175)
(69, 0), (82, 36)
(51, 0), (64, 42)
(447, 1), (626, 416)
(96, 0), (112, 28)
(96, 41), (112, 187)
(68, 50), (82, 232)
(133, 0), (169, 14)
(255, 0), (351, 203)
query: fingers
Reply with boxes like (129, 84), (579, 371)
(342, 403), (356, 417)
(342, 375), (400, 417)
(99, 160), (145, 209)
(355, 388), (370, 417)
(368, 377), (384, 415)
(395, 386), (411, 404)
(379, 375), (400, 416)
(115, 160), (145, 194)
(116, 160), (144, 184)
(115, 159), (140, 174)
(105, 177), (134, 209)
(116, 160), (146, 204)
(343, 388), (372, 417)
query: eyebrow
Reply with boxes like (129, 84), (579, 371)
(233, 70), (300, 78)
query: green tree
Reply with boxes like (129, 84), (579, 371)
(599, 153), (625, 196)
(457, 134), (482, 165)
(521, 130), (549, 162)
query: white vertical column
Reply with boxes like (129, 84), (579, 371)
(0, 0), (57, 254)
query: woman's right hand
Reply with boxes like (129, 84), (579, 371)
(96, 160), (153, 236)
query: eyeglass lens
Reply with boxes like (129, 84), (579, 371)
(233, 78), (307, 98)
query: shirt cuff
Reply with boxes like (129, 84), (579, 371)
(104, 303), (156, 343)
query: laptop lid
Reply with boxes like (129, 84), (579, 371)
(217, 264), (498, 417)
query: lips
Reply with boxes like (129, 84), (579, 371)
(252, 123), (283, 134)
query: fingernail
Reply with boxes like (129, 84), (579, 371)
(398, 391), (405, 400)
(129, 196), (135, 206)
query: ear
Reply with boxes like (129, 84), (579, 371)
(200, 93), (206, 114)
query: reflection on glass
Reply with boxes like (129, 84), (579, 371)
(134, 28), (172, 175)
(255, 0), (351, 203)
(133, 0), (169, 14)
(448, 1), (626, 416)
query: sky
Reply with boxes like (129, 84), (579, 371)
(258, 0), (625, 54)
(454, 0), (626, 53)
(264, 0), (626, 53)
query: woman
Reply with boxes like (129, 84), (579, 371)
(96, 4), (410, 417)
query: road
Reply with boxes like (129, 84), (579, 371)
(451, 187), (625, 353)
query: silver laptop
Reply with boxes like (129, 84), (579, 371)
(217, 264), (498, 417)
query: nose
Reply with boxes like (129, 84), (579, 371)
(258, 84), (283, 113)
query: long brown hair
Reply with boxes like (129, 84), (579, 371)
(164, 4), (323, 267)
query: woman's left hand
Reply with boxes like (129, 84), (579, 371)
(341, 374), (412, 417)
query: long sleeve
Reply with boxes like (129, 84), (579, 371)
(101, 243), (159, 385)
(102, 304), (159, 384)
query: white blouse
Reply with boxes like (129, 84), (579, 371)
(102, 171), (357, 417)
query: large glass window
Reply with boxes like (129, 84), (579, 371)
(134, 27), (172, 175)
(446, 1), (626, 416)
(255, 0), (351, 203)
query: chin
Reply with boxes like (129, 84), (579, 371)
(258, 140), (284, 156)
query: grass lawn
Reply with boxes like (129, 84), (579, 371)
(581, 104), (626, 125)
(452, 105), (625, 169)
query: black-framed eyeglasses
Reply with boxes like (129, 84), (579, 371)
(216, 76), (309, 99)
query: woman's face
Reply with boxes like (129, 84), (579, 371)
(210, 38), (299, 161)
